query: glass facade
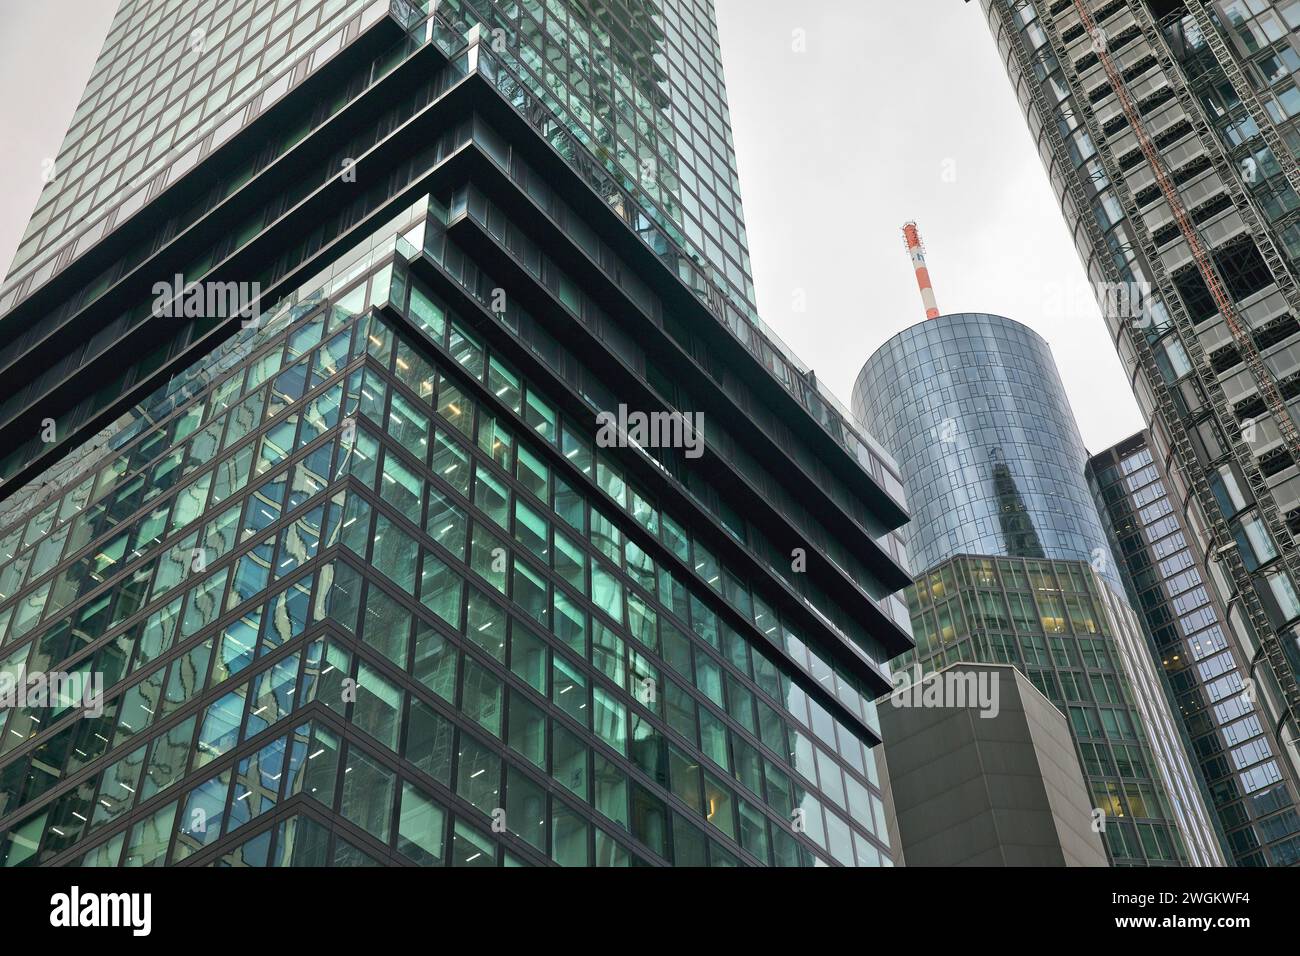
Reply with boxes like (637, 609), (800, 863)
(0, 0), (884, 529)
(442, 0), (757, 309)
(1090, 430), (1300, 865)
(1, 0), (376, 305)
(1, 0), (753, 317)
(855, 310), (1222, 865)
(0, 3), (912, 867)
(853, 313), (1121, 590)
(894, 554), (1221, 865)
(976, 0), (1300, 805)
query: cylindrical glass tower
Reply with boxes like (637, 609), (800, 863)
(855, 312), (1225, 866)
(852, 312), (1119, 590)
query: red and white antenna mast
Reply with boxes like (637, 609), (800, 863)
(902, 221), (941, 320)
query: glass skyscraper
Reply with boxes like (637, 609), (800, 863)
(972, 0), (1300, 812)
(0, 1), (913, 867)
(855, 311), (1223, 865)
(1090, 430), (1300, 863)
(855, 313), (1123, 588)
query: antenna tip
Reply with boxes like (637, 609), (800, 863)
(902, 221), (924, 250)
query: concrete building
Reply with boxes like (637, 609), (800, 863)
(878, 662), (1109, 867)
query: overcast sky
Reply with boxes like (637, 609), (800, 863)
(0, 0), (1144, 453)
(0, 1), (118, 279)
(715, 0), (1144, 453)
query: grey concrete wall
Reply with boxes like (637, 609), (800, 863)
(879, 663), (1108, 866)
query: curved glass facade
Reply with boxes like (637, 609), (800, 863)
(853, 313), (1119, 590)
(857, 314), (1224, 866)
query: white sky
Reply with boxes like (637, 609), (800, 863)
(0, 1), (118, 282)
(716, 0), (1144, 453)
(0, 0), (1144, 452)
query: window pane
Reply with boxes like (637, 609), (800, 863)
(340, 746), (395, 842)
(397, 782), (445, 865)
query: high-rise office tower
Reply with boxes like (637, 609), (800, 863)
(0, 1), (914, 867)
(855, 310), (1223, 865)
(1090, 430), (1300, 863)
(971, 0), (1300, 810)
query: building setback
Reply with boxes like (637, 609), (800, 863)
(0, 1), (913, 867)
(1090, 430), (1300, 863)
(855, 310), (1223, 865)
(970, 0), (1300, 820)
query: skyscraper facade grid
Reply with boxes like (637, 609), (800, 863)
(855, 312), (1122, 590)
(972, 0), (1300, 812)
(1090, 430), (1300, 863)
(0, 1), (913, 867)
